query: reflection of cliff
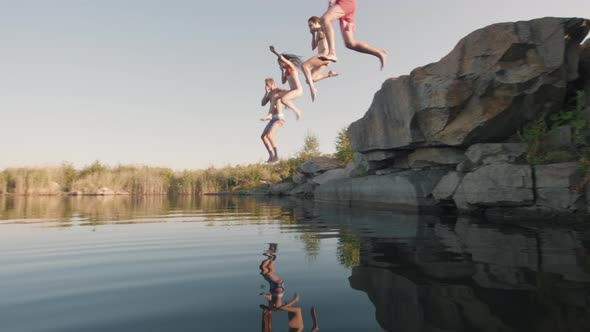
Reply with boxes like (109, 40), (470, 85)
(341, 213), (590, 332)
(263, 198), (590, 332)
(350, 267), (512, 332)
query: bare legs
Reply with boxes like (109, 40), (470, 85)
(302, 57), (339, 102)
(320, 12), (339, 63)
(341, 29), (387, 70)
(261, 118), (282, 163)
(320, 7), (387, 70)
(278, 89), (303, 120)
(260, 131), (274, 162)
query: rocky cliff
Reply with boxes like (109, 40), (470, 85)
(274, 17), (590, 220)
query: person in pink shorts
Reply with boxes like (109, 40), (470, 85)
(319, 0), (387, 70)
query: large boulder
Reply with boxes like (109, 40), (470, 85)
(349, 17), (590, 153)
(534, 162), (582, 210)
(454, 164), (534, 207)
(270, 182), (296, 195)
(311, 168), (348, 185)
(297, 157), (345, 175)
(432, 172), (464, 201)
(407, 148), (466, 168)
(314, 169), (447, 210)
(465, 143), (526, 165)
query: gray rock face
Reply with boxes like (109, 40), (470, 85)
(346, 153), (369, 178)
(535, 162), (581, 188)
(290, 183), (316, 198)
(314, 169), (447, 210)
(536, 188), (581, 210)
(297, 157), (345, 175)
(465, 143), (526, 165)
(454, 164), (534, 207)
(432, 172), (463, 201)
(363, 150), (397, 162)
(407, 148), (466, 168)
(544, 125), (572, 151)
(311, 168), (348, 185)
(349, 18), (589, 153)
(582, 39), (590, 105)
(270, 182), (296, 195)
(534, 162), (582, 210)
(292, 173), (307, 185)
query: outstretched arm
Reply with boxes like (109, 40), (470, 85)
(270, 45), (296, 71)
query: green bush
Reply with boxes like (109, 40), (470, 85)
(335, 126), (354, 163)
(295, 132), (321, 163)
(519, 117), (548, 165)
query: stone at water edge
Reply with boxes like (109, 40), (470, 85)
(314, 169), (447, 209)
(311, 168), (348, 185)
(432, 172), (464, 201)
(454, 164), (534, 207)
(270, 182), (296, 195)
(297, 157), (345, 175)
(292, 173), (307, 185)
(534, 162), (582, 210)
(349, 17), (590, 153)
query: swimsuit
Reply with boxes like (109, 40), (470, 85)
(267, 277), (285, 296)
(263, 113), (285, 132)
(331, 0), (357, 32)
(285, 67), (295, 77)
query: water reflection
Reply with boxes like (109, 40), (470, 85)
(259, 243), (320, 332)
(0, 195), (589, 331)
(302, 203), (590, 332)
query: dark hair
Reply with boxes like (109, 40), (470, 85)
(308, 16), (321, 24)
(280, 53), (303, 68)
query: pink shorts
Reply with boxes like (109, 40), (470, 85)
(327, 0), (357, 33)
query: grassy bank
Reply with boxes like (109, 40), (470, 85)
(0, 130), (354, 196)
(0, 160), (300, 196)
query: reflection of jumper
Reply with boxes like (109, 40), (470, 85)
(264, 275), (285, 297)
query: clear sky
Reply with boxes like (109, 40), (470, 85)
(1, 0), (589, 170)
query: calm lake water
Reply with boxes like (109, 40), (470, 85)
(0, 195), (589, 332)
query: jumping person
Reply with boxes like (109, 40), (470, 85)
(302, 16), (339, 102)
(319, 0), (387, 70)
(260, 78), (285, 163)
(270, 45), (304, 120)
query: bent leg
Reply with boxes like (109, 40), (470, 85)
(303, 56), (331, 102)
(341, 28), (387, 70)
(279, 90), (303, 120)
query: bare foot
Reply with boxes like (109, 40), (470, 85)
(310, 87), (318, 102)
(291, 109), (301, 121)
(259, 293), (273, 301)
(378, 50), (388, 71)
(283, 293), (300, 307)
(319, 54), (338, 63)
(328, 70), (339, 78)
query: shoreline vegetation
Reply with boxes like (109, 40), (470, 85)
(0, 131), (353, 197)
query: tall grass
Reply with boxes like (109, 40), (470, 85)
(0, 132), (336, 196)
(0, 160), (304, 196)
